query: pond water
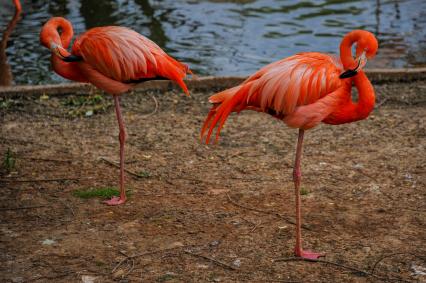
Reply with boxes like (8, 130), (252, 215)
(1, 0), (425, 85)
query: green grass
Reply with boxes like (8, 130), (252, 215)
(156, 274), (176, 282)
(0, 98), (12, 109)
(62, 94), (111, 117)
(94, 260), (106, 267)
(72, 187), (131, 199)
(300, 187), (309, 196)
(3, 148), (16, 173)
(62, 94), (104, 107)
(137, 170), (151, 178)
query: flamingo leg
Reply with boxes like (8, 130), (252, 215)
(105, 95), (127, 206)
(293, 129), (324, 259)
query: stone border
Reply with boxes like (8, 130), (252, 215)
(0, 68), (425, 98)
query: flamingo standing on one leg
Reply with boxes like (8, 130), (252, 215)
(40, 17), (191, 205)
(201, 30), (378, 259)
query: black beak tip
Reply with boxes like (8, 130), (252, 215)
(62, 55), (83, 62)
(339, 69), (358, 79)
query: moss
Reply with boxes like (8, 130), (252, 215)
(3, 148), (16, 173)
(300, 187), (309, 196)
(72, 187), (131, 199)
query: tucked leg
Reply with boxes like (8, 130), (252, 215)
(105, 95), (127, 206)
(293, 129), (324, 259)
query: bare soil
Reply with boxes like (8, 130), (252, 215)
(1, 81), (425, 283)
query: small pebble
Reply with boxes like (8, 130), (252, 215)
(42, 239), (56, 245)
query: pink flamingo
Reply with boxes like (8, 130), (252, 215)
(13, 0), (21, 12)
(0, 0), (22, 86)
(40, 17), (191, 205)
(201, 30), (378, 259)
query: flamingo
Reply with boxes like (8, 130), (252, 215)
(40, 17), (191, 205)
(201, 30), (378, 259)
(0, 0), (22, 86)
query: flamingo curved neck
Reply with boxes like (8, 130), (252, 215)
(340, 32), (359, 70)
(42, 18), (86, 82)
(51, 56), (87, 82)
(352, 71), (375, 119)
(324, 71), (375, 125)
(41, 17), (74, 48)
(331, 30), (378, 124)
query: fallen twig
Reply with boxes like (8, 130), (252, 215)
(141, 93), (159, 117)
(124, 258), (135, 278)
(376, 97), (388, 108)
(274, 257), (411, 283)
(0, 205), (45, 211)
(250, 220), (263, 233)
(112, 246), (184, 275)
(370, 252), (426, 275)
(18, 156), (73, 163)
(99, 157), (144, 179)
(127, 246), (183, 259)
(0, 177), (83, 183)
(184, 250), (236, 271)
(226, 193), (311, 230)
(355, 168), (378, 182)
(112, 256), (129, 275)
(27, 271), (73, 282)
(58, 200), (75, 216)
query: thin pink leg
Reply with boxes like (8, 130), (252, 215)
(293, 129), (324, 259)
(105, 96), (127, 206)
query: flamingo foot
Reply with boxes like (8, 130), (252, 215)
(104, 196), (126, 206)
(295, 249), (325, 260)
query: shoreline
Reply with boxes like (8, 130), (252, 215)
(0, 67), (425, 98)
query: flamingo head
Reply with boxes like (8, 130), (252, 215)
(40, 17), (82, 62)
(340, 30), (378, 79)
(355, 31), (379, 60)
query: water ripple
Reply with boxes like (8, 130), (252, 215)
(0, 0), (425, 84)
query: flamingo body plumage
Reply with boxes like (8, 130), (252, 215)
(40, 17), (191, 205)
(201, 30), (378, 259)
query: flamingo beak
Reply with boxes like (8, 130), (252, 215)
(50, 42), (82, 62)
(340, 51), (367, 79)
(50, 42), (65, 59)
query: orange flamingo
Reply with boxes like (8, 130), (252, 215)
(201, 30), (378, 259)
(13, 0), (21, 12)
(40, 17), (191, 205)
(0, 0), (22, 86)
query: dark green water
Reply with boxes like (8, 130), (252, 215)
(1, 0), (425, 85)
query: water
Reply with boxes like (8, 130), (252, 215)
(1, 0), (425, 85)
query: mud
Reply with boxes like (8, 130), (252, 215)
(1, 81), (425, 282)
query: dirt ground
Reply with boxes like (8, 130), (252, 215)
(1, 81), (425, 283)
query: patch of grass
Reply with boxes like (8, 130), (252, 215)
(300, 187), (309, 196)
(62, 94), (111, 117)
(63, 94), (104, 107)
(0, 98), (23, 109)
(3, 148), (16, 172)
(72, 187), (131, 199)
(95, 260), (105, 267)
(0, 99), (12, 109)
(137, 170), (151, 178)
(156, 273), (176, 282)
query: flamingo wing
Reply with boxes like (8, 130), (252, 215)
(71, 26), (190, 94)
(203, 52), (348, 143)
